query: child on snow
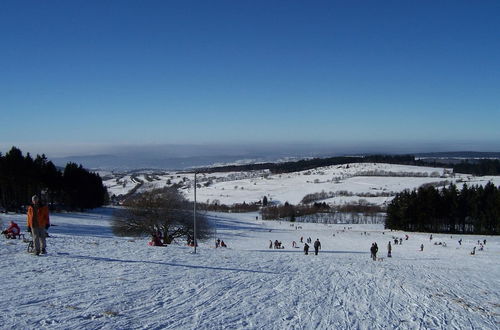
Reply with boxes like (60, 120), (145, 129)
(2, 221), (20, 239)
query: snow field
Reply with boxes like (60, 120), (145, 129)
(102, 163), (500, 207)
(1, 209), (499, 329)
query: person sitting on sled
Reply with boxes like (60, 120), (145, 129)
(2, 221), (20, 239)
(148, 233), (163, 246)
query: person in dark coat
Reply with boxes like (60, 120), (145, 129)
(370, 243), (378, 261)
(313, 239), (321, 255)
(304, 243), (309, 255)
(387, 241), (392, 257)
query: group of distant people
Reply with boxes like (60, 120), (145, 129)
(270, 239), (284, 249)
(301, 236), (313, 244)
(471, 239), (487, 255)
(304, 239), (321, 255)
(392, 234), (409, 245)
(268, 237), (322, 255)
(216, 238), (227, 248)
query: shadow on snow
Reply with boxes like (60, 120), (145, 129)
(59, 254), (279, 275)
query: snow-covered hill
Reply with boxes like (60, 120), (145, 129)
(101, 163), (500, 207)
(1, 208), (499, 329)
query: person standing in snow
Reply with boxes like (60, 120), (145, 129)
(304, 243), (309, 255)
(420, 244), (424, 252)
(387, 241), (392, 257)
(370, 243), (378, 261)
(313, 239), (321, 255)
(27, 195), (50, 255)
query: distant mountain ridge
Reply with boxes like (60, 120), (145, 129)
(415, 151), (500, 158)
(52, 154), (298, 171)
(53, 151), (500, 173)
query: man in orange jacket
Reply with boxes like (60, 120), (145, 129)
(27, 195), (50, 255)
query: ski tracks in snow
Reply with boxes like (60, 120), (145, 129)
(2, 212), (500, 330)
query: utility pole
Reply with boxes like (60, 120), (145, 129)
(193, 172), (197, 254)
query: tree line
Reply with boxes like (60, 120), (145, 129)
(192, 154), (500, 176)
(261, 201), (384, 221)
(453, 159), (500, 176)
(193, 155), (416, 174)
(0, 147), (108, 211)
(386, 183), (500, 235)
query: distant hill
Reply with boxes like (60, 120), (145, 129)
(52, 154), (277, 171)
(415, 151), (500, 158)
(53, 150), (500, 175)
(194, 153), (500, 176)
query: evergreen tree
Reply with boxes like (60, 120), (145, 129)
(0, 147), (107, 211)
(386, 183), (500, 235)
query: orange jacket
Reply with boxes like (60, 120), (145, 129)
(27, 205), (50, 228)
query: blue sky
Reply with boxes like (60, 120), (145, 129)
(1, 1), (499, 157)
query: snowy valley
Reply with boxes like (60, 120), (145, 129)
(102, 162), (500, 208)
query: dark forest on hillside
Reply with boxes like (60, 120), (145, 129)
(386, 183), (500, 235)
(0, 147), (108, 212)
(193, 154), (500, 176)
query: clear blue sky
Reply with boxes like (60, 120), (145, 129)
(1, 0), (499, 156)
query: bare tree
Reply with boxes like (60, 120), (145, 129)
(112, 187), (212, 244)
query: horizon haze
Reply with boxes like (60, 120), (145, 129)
(2, 141), (499, 170)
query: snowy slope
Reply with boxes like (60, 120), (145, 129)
(102, 163), (500, 207)
(1, 209), (499, 329)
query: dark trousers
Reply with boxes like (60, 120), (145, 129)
(32, 227), (46, 253)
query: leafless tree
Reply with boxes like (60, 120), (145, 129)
(112, 187), (212, 244)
